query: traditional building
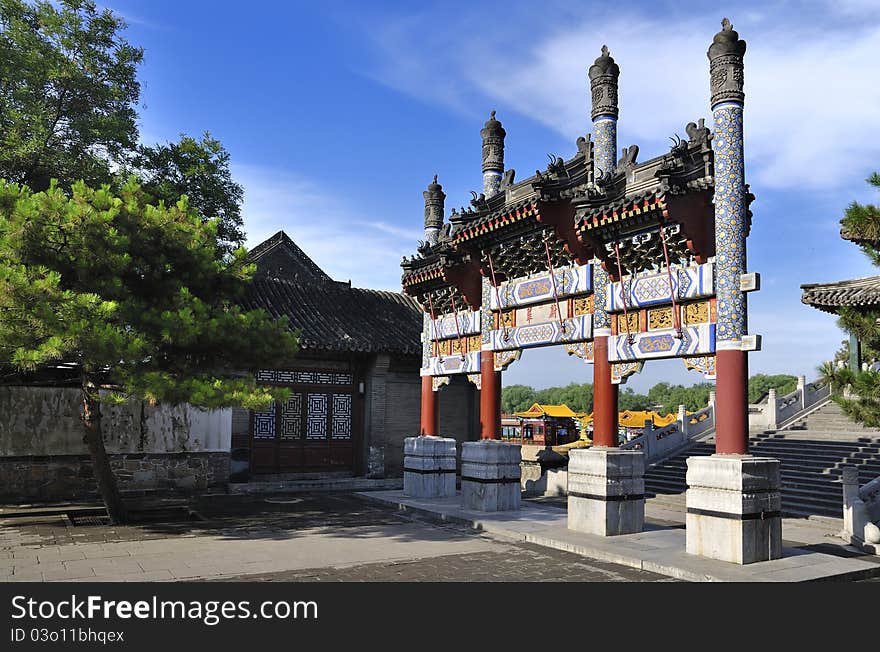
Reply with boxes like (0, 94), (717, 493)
(802, 273), (880, 371)
(232, 231), (480, 480)
(509, 403), (584, 446)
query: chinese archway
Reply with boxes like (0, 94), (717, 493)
(401, 18), (757, 456)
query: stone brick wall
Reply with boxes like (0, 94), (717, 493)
(0, 452), (230, 502)
(368, 354), (479, 477)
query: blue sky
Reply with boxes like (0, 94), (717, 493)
(107, 0), (880, 391)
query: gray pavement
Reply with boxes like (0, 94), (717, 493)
(359, 490), (880, 582)
(0, 494), (666, 582)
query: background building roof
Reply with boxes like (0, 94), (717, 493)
(800, 275), (880, 314)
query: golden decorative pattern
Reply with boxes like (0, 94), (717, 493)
(616, 312), (639, 333)
(683, 301), (710, 325)
(573, 296), (592, 316)
(498, 310), (515, 328)
(450, 337), (464, 354)
(648, 307), (673, 330)
(468, 335), (482, 352)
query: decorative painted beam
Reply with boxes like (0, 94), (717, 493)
(607, 262), (714, 311)
(608, 323), (715, 362)
(422, 351), (481, 376)
(426, 310), (482, 340)
(488, 314), (592, 351)
(489, 263), (592, 310)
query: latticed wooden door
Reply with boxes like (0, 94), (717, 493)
(250, 370), (359, 474)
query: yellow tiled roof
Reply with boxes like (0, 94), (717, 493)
(513, 403), (587, 419)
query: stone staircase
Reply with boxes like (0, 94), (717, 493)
(787, 401), (880, 435)
(644, 402), (880, 518)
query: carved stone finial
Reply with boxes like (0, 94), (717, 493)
(423, 176), (445, 244)
(708, 18), (747, 107)
(480, 110), (506, 174)
(588, 45), (620, 120)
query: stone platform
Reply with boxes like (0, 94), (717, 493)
(358, 490), (880, 582)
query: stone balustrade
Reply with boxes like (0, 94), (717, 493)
(747, 376), (830, 431)
(842, 467), (880, 553)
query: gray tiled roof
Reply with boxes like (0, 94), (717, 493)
(801, 275), (880, 314)
(242, 277), (422, 355)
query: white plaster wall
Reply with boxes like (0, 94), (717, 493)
(0, 387), (231, 456)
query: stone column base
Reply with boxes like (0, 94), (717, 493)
(403, 436), (457, 498)
(567, 447), (645, 536)
(686, 454), (782, 564)
(461, 440), (521, 511)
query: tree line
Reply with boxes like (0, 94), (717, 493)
(502, 374), (800, 416)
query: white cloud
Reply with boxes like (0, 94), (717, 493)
(362, 7), (880, 191)
(233, 163), (414, 292)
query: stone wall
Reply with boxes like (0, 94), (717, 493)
(0, 386), (232, 501)
(365, 355), (479, 478)
(0, 452), (230, 502)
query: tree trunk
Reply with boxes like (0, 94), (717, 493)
(82, 379), (128, 524)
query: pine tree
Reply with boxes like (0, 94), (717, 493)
(822, 172), (880, 426)
(0, 178), (299, 523)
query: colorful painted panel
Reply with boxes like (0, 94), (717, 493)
(490, 263), (591, 310)
(607, 263), (714, 311)
(493, 349), (521, 371)
(565, 341), (594, 361)
(280, 394), (302, 440)
(608, 324), (715, 362)
(423, 351), (481, 376)
(489, 315), (592, 351)
(612, 361), (643, 385)
(515, 301), (569, 325)
(306, 393), (328, 439)
(684, 355), (717, 380)
(428, 310), (481, 340)
(331, 394), (352, 440)
(253, 402), (276, 440)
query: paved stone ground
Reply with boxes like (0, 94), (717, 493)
(214, 540), (672, 582)
(0, 493), (668, 582)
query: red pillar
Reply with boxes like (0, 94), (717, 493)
(420, 375), (438, 437)
(592, 335), (619, 447)
(714, 348), (749, 454)
(480, 351), (501, 440)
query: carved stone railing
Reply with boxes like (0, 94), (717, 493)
(747, 376), (831, 431)
(621, 402), (714, 464)
(842, 467), (880, 553)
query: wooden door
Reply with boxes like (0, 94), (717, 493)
(250, 369), (359, 474)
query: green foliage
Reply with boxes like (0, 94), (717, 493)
(0, 178), (299, 410)
(824, 172), (880, 426)
(533, 383), (593, 414)
(618, 387), (653, 411)
(822, 363), (880, 427)
(0, 0), (143, 191)
(132, 133), (245, 253)
(501, 384), (535, 414)
(0, 2), (244, 250)
(840, 173), (880, 252)
(747, 374), (798, 404)
(647, 382), (713, 415)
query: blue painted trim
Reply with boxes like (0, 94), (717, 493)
(711, 101), (744, 111)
